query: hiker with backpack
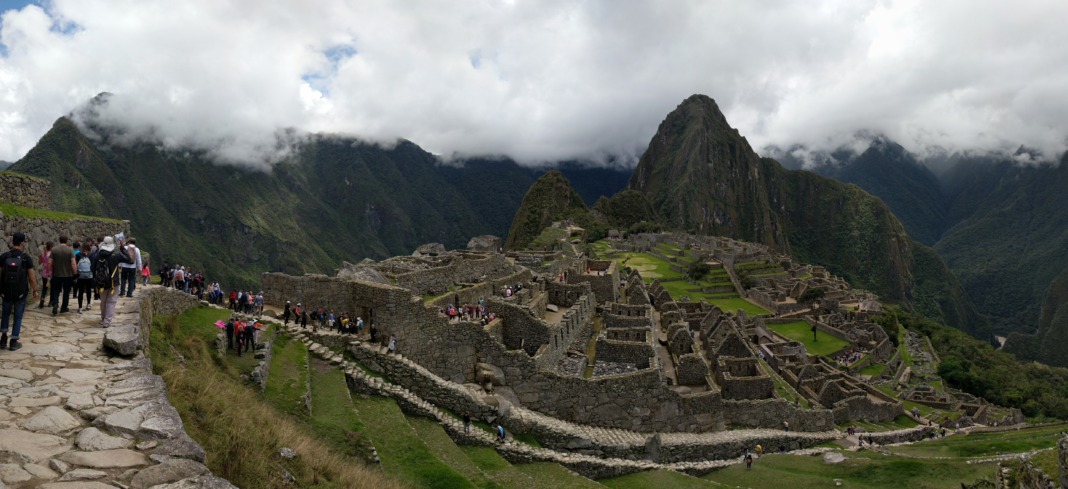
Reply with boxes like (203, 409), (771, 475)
(76, 242), (94, 312)
(1, 232), (39, 351)
(93, 236), (133, 328)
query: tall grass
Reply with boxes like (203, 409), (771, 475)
(151, 307), (406, 489)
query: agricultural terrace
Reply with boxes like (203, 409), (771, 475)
(590, 239), (770, 315)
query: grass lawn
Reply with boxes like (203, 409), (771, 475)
(264, 332), (310, 417)
(768, 321), (849, 357)
(602, 469), (718, 488)
(353, 396), (475, 489)
(886, 423), (1068, 458)
(858, 363), (887, 377)
(151, 307), (404, 488)
(513, 463), (605, 488)
(409, 417), (502, 489)
(308, 357), (374, 458)
(708, 297), (771, 316)
(461, 446), (538, 488)
(702, 450), (994, 488)
(618, 252), (681, 280)
(0, 201), (124, 222)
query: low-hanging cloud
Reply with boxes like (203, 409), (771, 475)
(1, 0), (1066, 168)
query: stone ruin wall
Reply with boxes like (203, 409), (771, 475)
(595, 337), (656, 367)
(391, 252), (513, 296)
(546, 280), (589, 308)
(722, 398), (835, 431)
(429, 267), (535, 309)
(0, 214), (131, 284)
(569, 258), (618, 304)
(0, 171), (52, 209)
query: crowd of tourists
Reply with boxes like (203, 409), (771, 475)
(157, 263), (216, 300)
(227, 290), (265, 315)
(834, 347), (868, 367)
(440, 299), (496, 324)
(278, 300), (395, 353)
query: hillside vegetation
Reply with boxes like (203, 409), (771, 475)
(10, 112), (629, 289)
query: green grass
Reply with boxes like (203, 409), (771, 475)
(0, 201), (124, 222)
(308, 357), (372, 458)
(602, 469), (719, 488)
(858, 363), (887, 377)
(1027, 448), (1059, 481)
(150, 306), (405, 488)
(617, 252), (682, 280)
(768, 321), (849, 357)
(408, 417), (502, 489)
(886, 423), (1068, 458)
(513, 463), (605, 488)
(849, 415), (919, 432)
(264, 332), (310, 416)
(758, 360), (810, 408)
(707, 297), (771, 316)
(353, 396), (475, 489)
(461, 446), (537, 488)
(701, 450), (993, 488)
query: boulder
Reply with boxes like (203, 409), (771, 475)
(467, 235), (502, 252)
(412, 242), (446, 257)
(60, 448), (149, 468)
(76, 427), (133, 451)
(823, 451), (846, 464)
(103, 324), (143, 356)
(130, 459), (210, 488)
(21, 406), (82, 434)
(475, 363), (506, 386)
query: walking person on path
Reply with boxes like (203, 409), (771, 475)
(48, 236), (76, 315)
(1, 232), (39, 351)
(119, 238), (142, 297)
(37, 241), (52, 309)
(75, 243), (94, 312)
(94, 236), (133, 328)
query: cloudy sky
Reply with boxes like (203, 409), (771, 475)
(0, 0), (1066, 166)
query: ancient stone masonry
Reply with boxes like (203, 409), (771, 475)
(0, 171), (51, 209)
(0, 285), (234, 488)
(0, 215), (129, 279)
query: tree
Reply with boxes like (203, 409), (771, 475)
(686, 260), (712, 282)
(798, 287), (825, 307)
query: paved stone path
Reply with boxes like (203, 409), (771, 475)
(0, 288), (232, 489)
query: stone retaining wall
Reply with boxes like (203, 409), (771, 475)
(0, 214), (129, 283)
(0, 171), (51, 209)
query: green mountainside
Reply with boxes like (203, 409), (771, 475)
(504, 170), (600, 250)
(621, 95), (981, 333)
(810, 139), (949, 245)
(808, 145), (1068, 364)
(10, 116), (628, 289)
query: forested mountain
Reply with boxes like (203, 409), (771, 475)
(795, 141), (1068, 364)
(622, 95), (982, 333)
(9, 114), (629, 289)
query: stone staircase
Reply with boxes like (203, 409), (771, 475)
(284, 323), (841, 477)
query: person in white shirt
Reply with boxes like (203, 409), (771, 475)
(118, 238), (143, 297)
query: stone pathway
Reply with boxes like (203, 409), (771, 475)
(0, 288), (233, 489)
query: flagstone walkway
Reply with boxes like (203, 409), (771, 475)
(0, 287), (233, 489)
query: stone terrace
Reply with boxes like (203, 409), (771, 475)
(0, 287), (233, 489)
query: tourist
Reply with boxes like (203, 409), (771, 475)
(48, 235), (76, 315)
(388, 334), (397, 354)
(463, 412), (471, 434)
(744, 452), (753, 469)
(496, 423), (506, 443)
(119, 237), (142, 297)
(245, 320), (257, 352)
(235, 320), (246, 356)
(255, 291), (265, 315)
(369, 323), (378, 343)
(356, 316), (364, 335)
(75, 243), (93, 312)
(782, 420), (789, 432)
(141, 261), (151, 286)
(300, 308), (308, 329)
(96, 236), (133, 328)
(225, 317), (235, 351)
(283, 301), (291, 326)
(228, 289), (237, 310)
(1, 232), (39, 351)
(37, 241), (52, 309)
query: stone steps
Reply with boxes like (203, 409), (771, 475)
(287, 324), (841, 465)
(293, 329), (806, 478)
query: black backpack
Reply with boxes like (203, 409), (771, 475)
(1, 252), (28, 301)
(92, 250), (116, 289)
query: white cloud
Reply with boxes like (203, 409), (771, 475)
(0, 0), (1066, 166)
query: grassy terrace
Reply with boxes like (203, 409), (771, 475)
(885, 423), (1068, 459)
(0, 201), (125, 222)
(767, 320), (850, 357)
(701, 449), (993, 488)
(152, 307), (404, 488)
